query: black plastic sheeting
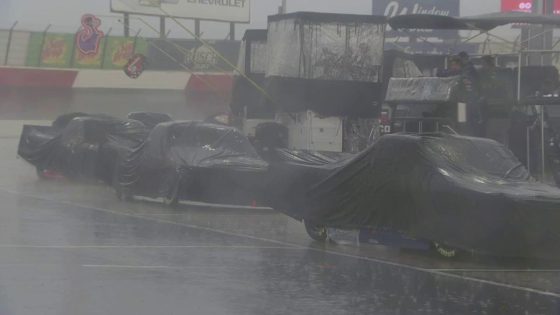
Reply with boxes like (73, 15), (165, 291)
(18, 115), (148, 183)
(230, 74), (271, 117)
(267, 133), (560, 258)
(263, 78), (384, 117)
(263, 148), (353, 219)
(115, 121), (269, 205)
(127, 112), (173, 130)
(17, 114), (560, 258)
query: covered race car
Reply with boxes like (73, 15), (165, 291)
(263, 148), (354, 217)
(127, 112), (173, 130)
(18, 114), (148, 183)
(114, 121), (269, 206)
(269, 133), (560, 259)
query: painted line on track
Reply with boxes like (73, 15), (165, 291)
(430, 269), (560, 273)
(81, 264), (235, 270)
(2, 188), (560, 299)
(0, 244), (300, 250)
(82, 265), (180, 269)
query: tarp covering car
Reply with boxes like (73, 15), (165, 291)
(263, 148), (354, 219)
(115, 121), (269, 205)
(127, 112), (173, 130)
(269, 133), (560, 258)
(18, 114), (148, 183)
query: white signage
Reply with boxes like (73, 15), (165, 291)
(111, 0), (250, 23)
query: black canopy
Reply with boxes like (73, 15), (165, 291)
(268, 11), (387, 24)
(242, 29), (267, 41)
(389, 12), (560, 32)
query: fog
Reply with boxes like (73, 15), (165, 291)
(1, 0), (501, 39)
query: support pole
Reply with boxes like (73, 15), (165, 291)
(160, 16), (166, 39)
(195, 19), (201, 38)
(124, 13), (130, 38)
(69, 27), (80, 68)
(528, 0), (553, 65)
(541, 104), (546, 180)
(100, 28), (112, 69)
(229, 22), (235, 40)
(37, 24), (51, 67)
(132, 29), (141, 54)
(4, 21), (18, 66)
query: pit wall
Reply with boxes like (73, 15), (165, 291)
(0, 67), (233, 92)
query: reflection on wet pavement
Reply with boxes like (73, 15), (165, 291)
(1, 87), (560, 313)
(0, 137), (559, 314)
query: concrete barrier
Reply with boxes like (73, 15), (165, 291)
(73, 70), (192, 90)
(0, 120), (49, 138)
(0, 66), (233, 92)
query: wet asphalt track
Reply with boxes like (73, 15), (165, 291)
(1, 88), (560, 314)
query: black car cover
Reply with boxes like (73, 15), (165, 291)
(127, 112), (173, 130)
(115, 121), (269, 205)
(270, 133), (560, 258)
(263, 149), (354, 218)
(19, 115), (148, 183)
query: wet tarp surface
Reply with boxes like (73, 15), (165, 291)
(270, 133), (560, 257)
(127, 112), (173, 130)
(263, 149), (354, 218)
(18, 115), (148, 183)
(116, 121), (269, 205)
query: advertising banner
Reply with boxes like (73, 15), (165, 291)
(373, 0), (460, 39)
(111, 0), (250, 23)
(105, 38), (134, 69)
(146, 39), (240, 71)
(74, 14), (105, 68)
(501, 0), (560, 14)
(102, 37), (148, 69)
(39, 34), (74, 67)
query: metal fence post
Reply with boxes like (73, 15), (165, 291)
(69, 27), (80, 68)
(124, 13), (130, 38)
(100, 28), (112, 69)
(133, 29), (141, 54)
(229, 23), (235, 40)
(4, 21), (18, 66)
(37, 24), (51, 67)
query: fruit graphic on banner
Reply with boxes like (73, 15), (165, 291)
(40, 34), (73, 67)
(107, 38), (135, 68)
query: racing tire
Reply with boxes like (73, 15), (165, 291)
(36, 167), (47, 180)
(115, 186), (133, 202)
(304, 220), (328, 242)
(433, 242), (458, 259)
(163, 182), (180, 208)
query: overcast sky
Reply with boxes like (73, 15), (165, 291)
(1, 0), (501, 39)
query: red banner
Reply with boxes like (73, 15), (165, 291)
(501, 0), (560, 14)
